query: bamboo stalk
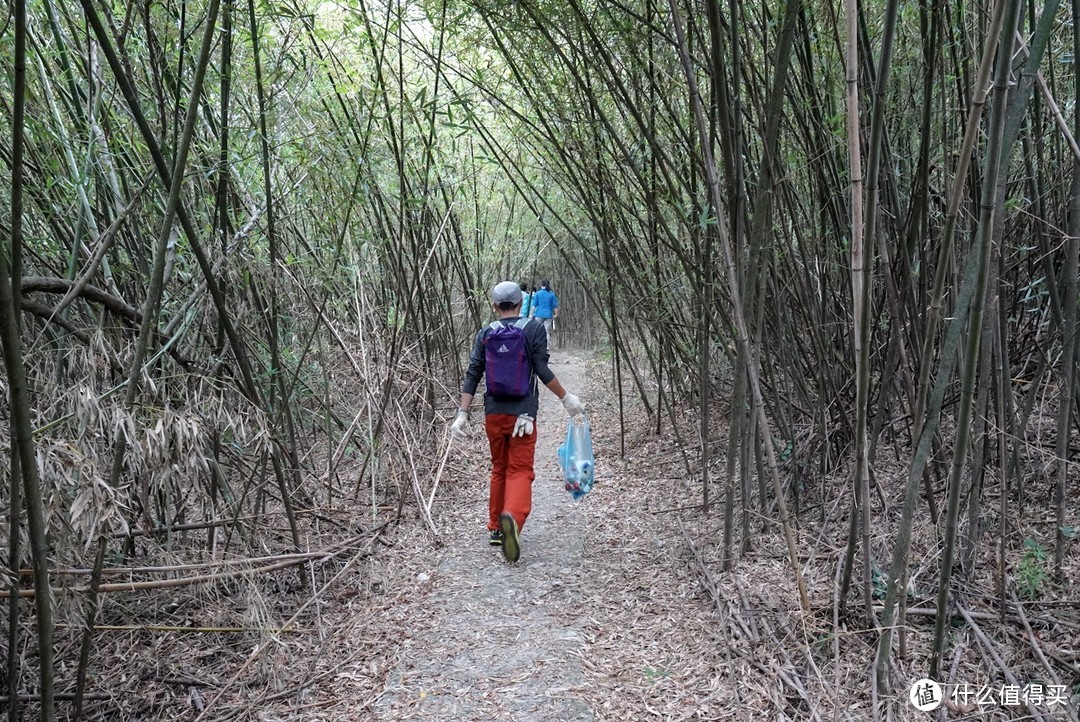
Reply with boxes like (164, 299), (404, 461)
(75, 3), (223, 709)
(246, 0), (303, 564)
(1053, 0), (1080, 576)
(15, 549), (353, 577)
(667, 0), (809, 612)
(56, 624), (308, 634)
(1, 0), (56, 715)
(7, 450), (21, 722)
(0, 694), (110, 704)
(1, 531), (376, 599)
(875, 0), (1011, 688)
(930, 0), (1023, 678)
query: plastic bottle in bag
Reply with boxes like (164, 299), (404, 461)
(558, 416), (595, 500)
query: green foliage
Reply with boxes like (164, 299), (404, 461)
(594, 341), (614, 362)
(871, 564), (888, 600)
(776, 438), (793, 461)
(1016, 538), (1049, 601)
(1021, 276), (1049, 307)
(811, 633), (834, 662)
(643, 666), (670, 683)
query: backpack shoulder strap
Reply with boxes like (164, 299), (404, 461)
(513, 317), (530, 330)
(483, 321), (503, 344)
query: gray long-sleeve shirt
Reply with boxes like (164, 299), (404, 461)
(462, 316), (555, 417)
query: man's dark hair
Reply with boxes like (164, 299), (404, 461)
(497, 301), (519, 311)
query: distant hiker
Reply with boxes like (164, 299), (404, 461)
(531, 280), (559, 351)
(450, 281), (586, 563)
(519, 282), (533, 318)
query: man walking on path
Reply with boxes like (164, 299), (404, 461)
(531, 280), (559, 351)
(451, 281), (585, 562)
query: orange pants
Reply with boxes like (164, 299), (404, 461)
(485, 413), (537, 532)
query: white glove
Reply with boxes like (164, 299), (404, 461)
(561, 393), (585, 417)
(512, 413), (535, 438)
(450, 410), (469, 440)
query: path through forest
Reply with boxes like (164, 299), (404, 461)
(349, 352), (740, 721)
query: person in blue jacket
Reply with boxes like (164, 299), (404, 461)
(530, 280), (559, 351)
(519, 282), (532, 318)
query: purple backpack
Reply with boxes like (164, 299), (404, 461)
(484, 318), (532, 398)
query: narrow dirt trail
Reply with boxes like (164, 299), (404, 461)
(360, 353), (740, 721)
(373, 354), (593, 720)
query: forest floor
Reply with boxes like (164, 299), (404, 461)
(289, 349), (876, 722)
(66, 351), (1080, 721)
(356, 351), (740, 721)
(311, 351), (747, 721)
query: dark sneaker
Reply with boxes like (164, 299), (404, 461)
(488, 529), (504, 546)
(499, 512), (520, 562)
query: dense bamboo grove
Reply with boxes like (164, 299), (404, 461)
(1, 0), (1078, 717)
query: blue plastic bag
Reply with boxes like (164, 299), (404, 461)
(557, 415), (595, 500)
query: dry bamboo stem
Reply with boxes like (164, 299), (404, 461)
(192, 531), (379, 720)
(17, 549), (344, 577)
(1, 531), (376, 598)
(425, 430), (453, 515)
(679, 521), (749, 716)
(0, 694), (109, 703)
(55, 624), (308, 634)
(1007, 588), (1080, 722)
(957, 604), (1049, 722)
(1032, 70), (1080, 163)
